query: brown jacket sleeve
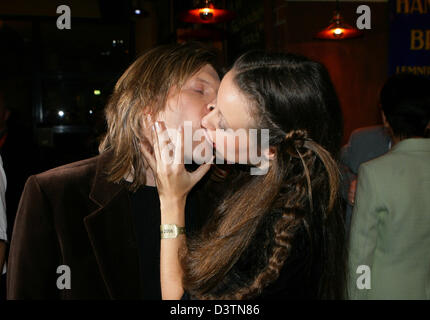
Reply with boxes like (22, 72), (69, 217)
(7, 175), (61, 299)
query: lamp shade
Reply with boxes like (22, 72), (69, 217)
(179, 2), (235, 24)
(315, 11), (363, 40)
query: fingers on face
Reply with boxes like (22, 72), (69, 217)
(150, 123), (161, 164)
(154, 121), (176, 165)
(153, 121), (188, 166)
(140, 140), (156, 171)
(174, 125), (185, 165)
(191, 162), (212, 186)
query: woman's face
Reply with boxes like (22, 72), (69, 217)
(201, 70), (258, 164)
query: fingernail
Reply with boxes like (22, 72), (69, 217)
(155, 121), (161, 131)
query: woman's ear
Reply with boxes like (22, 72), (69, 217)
(263, 146), (276, 161)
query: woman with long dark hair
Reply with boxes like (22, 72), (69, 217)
(141, 51), (347, 300)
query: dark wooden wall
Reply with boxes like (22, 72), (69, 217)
(265, 1), (389, 143)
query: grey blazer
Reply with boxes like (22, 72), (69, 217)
(348, 138), (430, 299)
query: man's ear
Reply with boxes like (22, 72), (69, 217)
(381, 111), (388, 127)
(381, 111), (392, 131)
(425, 120), (430, 137)
(381, 111), (395, 139)
(263, 146), (276, 161)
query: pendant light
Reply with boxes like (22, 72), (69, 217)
(315, 0), (363, 40)
(179, 0), (236, 24)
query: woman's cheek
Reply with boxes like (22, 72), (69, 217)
(236, 135), (251, 164)
(213, 132), (250, 164)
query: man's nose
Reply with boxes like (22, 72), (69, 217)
(201, 107), (216, 130)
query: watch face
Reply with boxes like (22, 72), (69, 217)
(171, 225), (179, 238)
(160, 224), (185, 239)
(160, 224), (176, 238)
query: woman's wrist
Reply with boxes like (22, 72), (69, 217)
(160, 197), (186, 225)
(160, 195), (186, 209)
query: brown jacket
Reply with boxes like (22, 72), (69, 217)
(7, 151), (147, 299)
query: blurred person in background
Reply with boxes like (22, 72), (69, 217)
(0, 81), (39, 300)
(348, 74), (430, 300)
(340, 125), (392, 234)
(0, 155), (6, 300)
(0, 82), (39, 241)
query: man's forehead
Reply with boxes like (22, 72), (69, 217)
(195, 65), (219, 82)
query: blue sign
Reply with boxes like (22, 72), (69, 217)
(389, 0), (430, 76)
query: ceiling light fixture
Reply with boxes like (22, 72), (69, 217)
(315, 0), (363, 40)
(179, 0), (236, 24)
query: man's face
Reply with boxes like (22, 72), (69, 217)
(156, 64), (220, 162)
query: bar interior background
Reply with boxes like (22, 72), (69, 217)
(0, 0), (416, 168)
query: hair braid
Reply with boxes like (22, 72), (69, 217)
(195, 166), (311, 300)
(230, 211), (303, 300)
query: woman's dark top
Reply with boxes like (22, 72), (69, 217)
(181, 168), (322, 300)
(182, 212), (316, 300)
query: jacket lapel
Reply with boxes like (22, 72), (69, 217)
(84, 151), (143, 299)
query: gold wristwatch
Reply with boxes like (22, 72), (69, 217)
(160, 224), (186, 239)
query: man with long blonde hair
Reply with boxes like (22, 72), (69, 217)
(7, 42), (220, 299)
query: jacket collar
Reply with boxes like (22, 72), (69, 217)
(85, 150), (143, 299)
(391, 138), (430, 153)
(89, 150), (124, 208)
